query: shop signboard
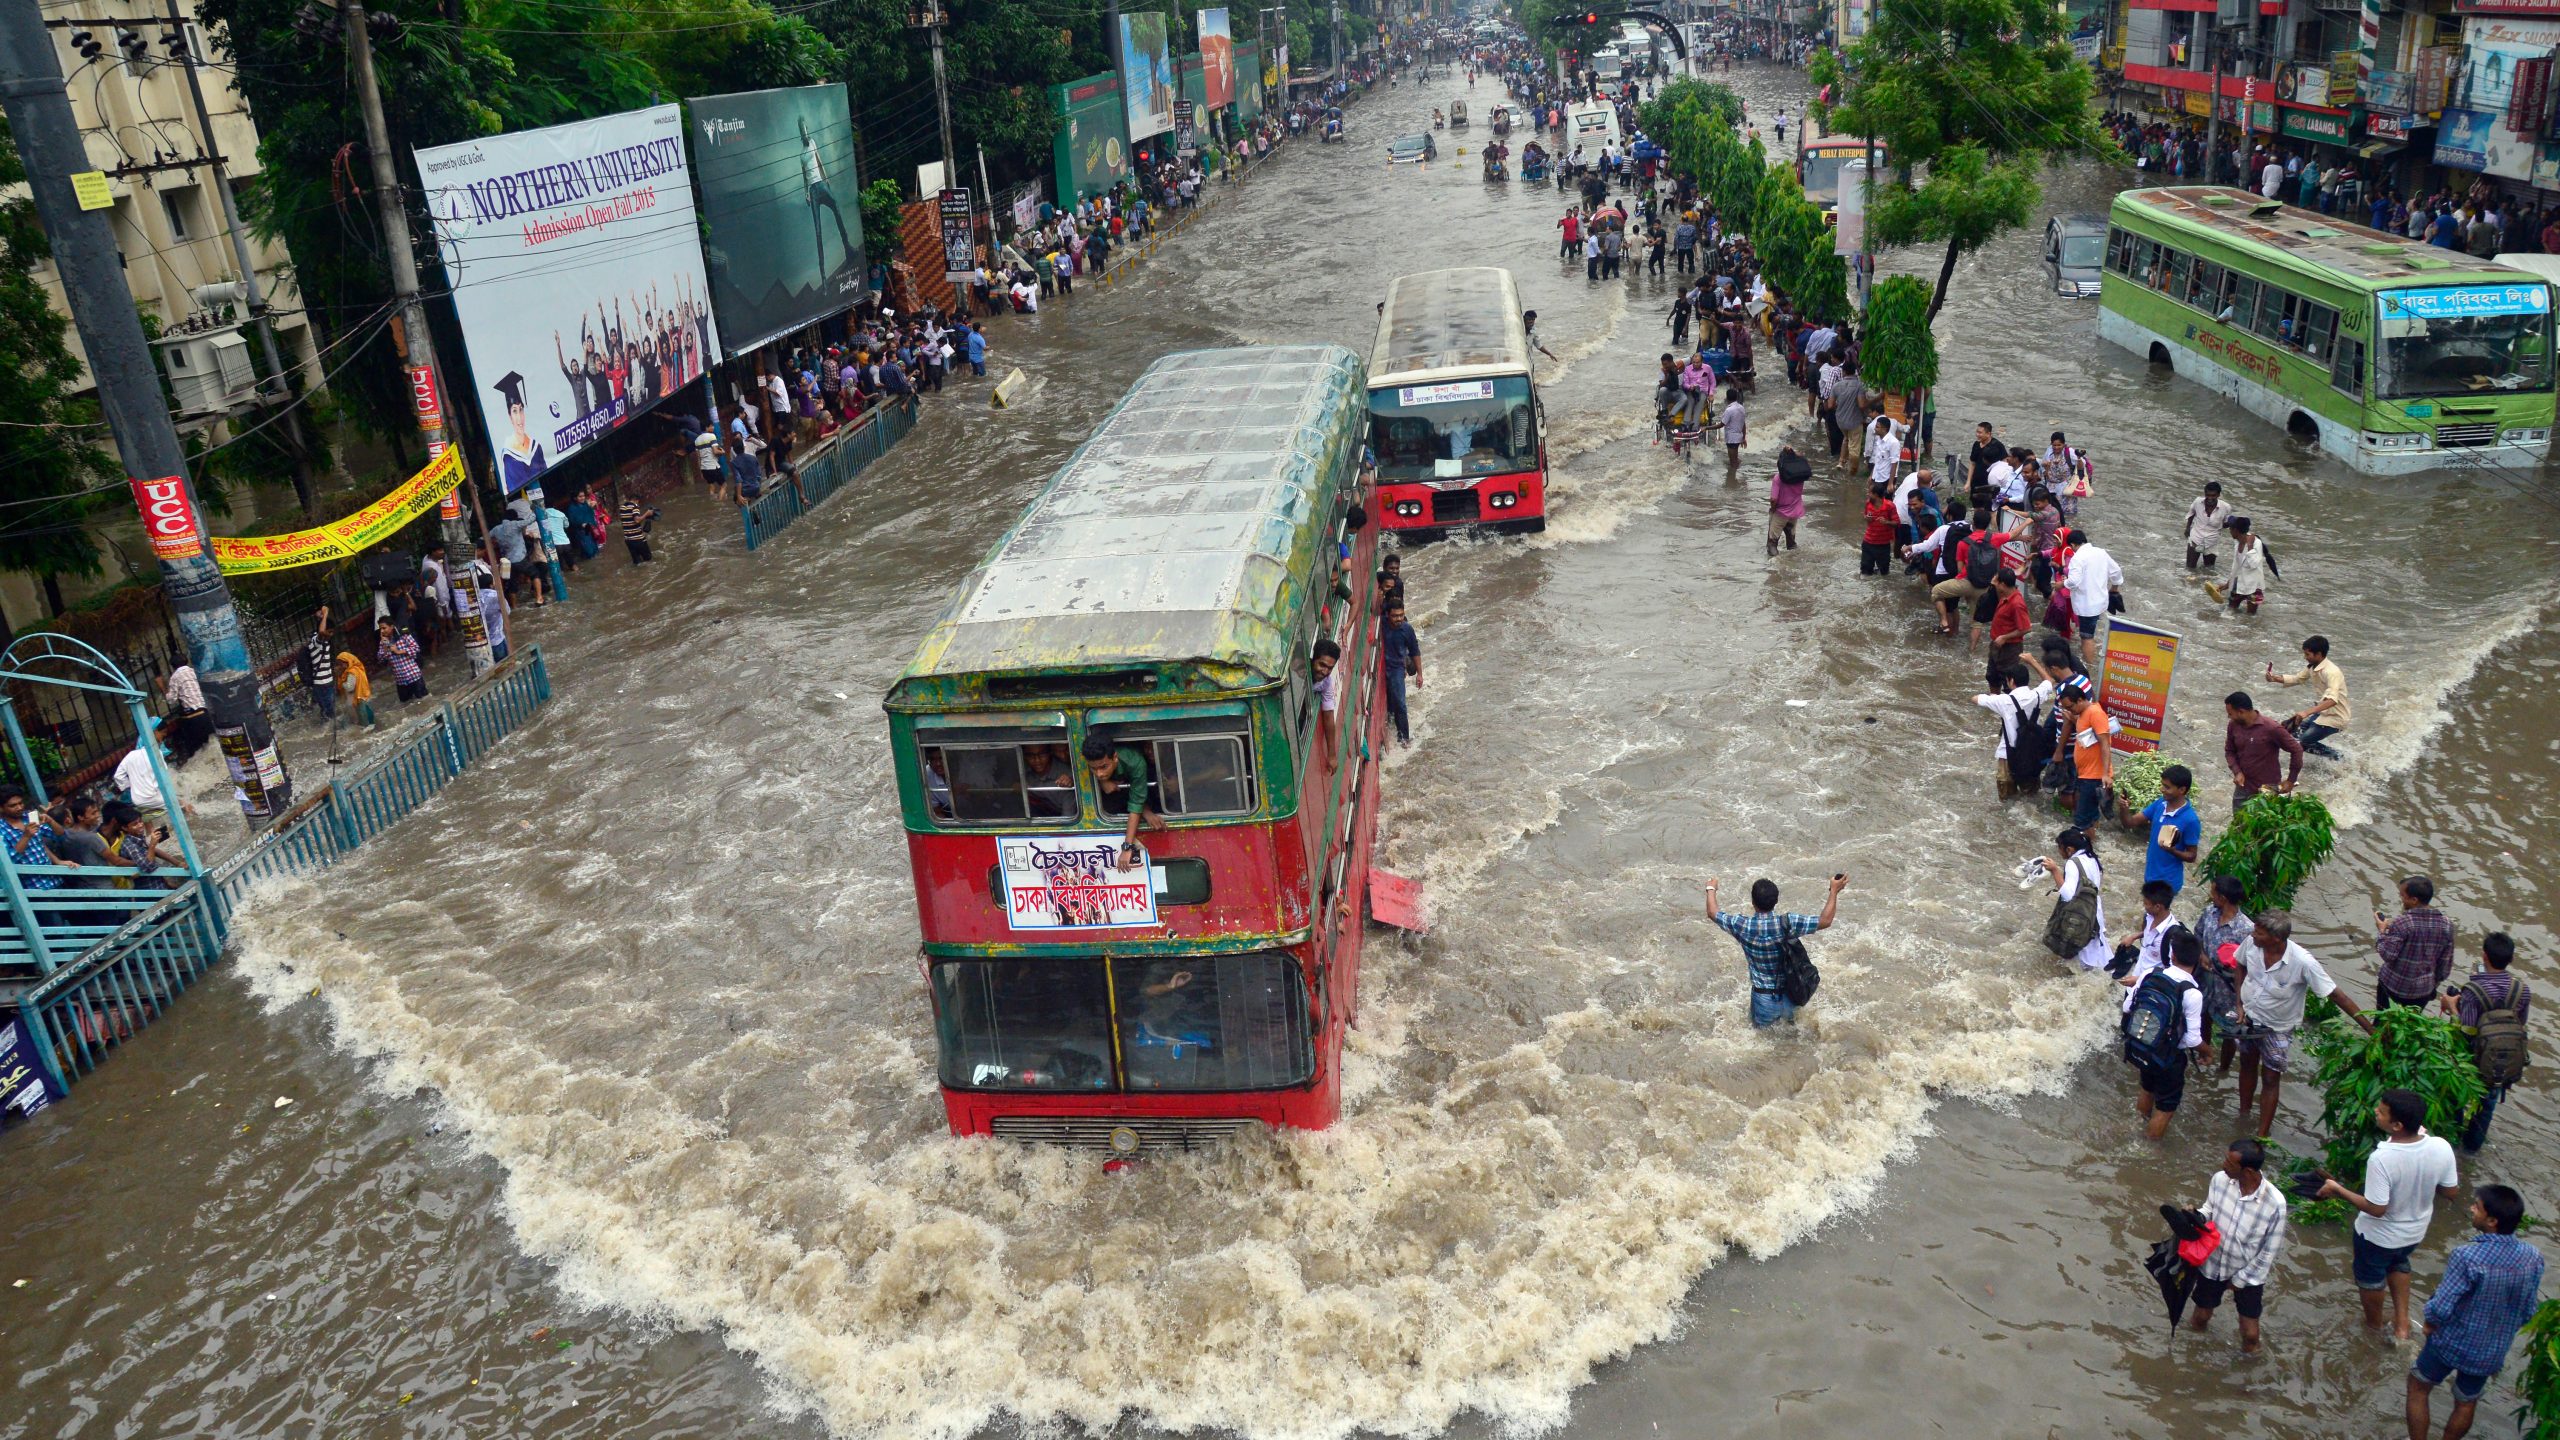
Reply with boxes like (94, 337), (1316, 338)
(2281, 107), (2352, 145)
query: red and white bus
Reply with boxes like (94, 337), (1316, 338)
(1369, 266), (1547, 536)
(882, 345), (1388, 1154)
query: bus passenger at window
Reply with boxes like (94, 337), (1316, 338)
(1311, 638), (1342, 714)
(1024, 744), (1077, 819)
(922, 748), (954, 819)
(1083, 734), (1163, 870)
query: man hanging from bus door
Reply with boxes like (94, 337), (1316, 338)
(1085, 734), (1166, 870)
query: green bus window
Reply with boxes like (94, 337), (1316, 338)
(2188, 260), (2225, 312)
(2161, 249), (2191, 301)
(2106, 227), (2132, 274)
(2301, 305), (2336, 360)
(2253, 288), (2290, 343)
(920, 726), (1078, 825)
(1111, 953), (1315, 1091)
(2330, 336), (2366, 397)
(2229, 277), (2260, 329)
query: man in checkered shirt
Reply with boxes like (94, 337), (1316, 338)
(2410, 1183), (2544, 1439)
(1704, 873), (1847, 1028)
(2187, 1138), (2289, 1354)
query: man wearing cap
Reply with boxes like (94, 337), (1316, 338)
(492, 372), (547, 496)
(2184, 480), (2228, 570)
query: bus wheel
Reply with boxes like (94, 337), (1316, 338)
(2286, 411), (2319, 443)
(2146, 342), (2171, 366)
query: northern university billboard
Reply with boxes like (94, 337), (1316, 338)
(417, 104), (718, 493)
(690, 84), (866, 354)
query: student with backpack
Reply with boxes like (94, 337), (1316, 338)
(2120, 926), (2206, 1140)
(2440, 932), (2530, 1152)
(1973, 661), (2054, 800)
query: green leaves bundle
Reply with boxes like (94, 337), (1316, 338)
(2202, 791), (2335, 913)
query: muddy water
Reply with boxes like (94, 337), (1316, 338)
(5, 69), (2556, 1440)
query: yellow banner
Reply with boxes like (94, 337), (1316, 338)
(210, 447), (466, 575)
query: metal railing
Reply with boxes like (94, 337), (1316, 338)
(741, 395), (921, 550)
(5, 647), (554, 1111)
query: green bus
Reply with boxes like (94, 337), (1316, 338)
(2099, 186), (2555, 474)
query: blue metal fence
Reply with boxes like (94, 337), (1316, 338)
(3, 646), (553, 1113)
(741, 398), (918, 551)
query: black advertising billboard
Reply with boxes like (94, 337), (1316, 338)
(688, 84), (865, 353)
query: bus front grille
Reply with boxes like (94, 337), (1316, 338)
(2436, 422), (2499, 448)
(1430, 489), (1482, 523)
(989, 1115), (1267, 1152)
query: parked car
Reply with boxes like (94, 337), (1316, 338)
(1387, 133), (1438, 164)
(2046, 213), (2107, 297)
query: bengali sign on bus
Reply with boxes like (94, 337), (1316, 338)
(2381, 285), (2553, 320)
(998, 834), (1161, 930)
(2099, 617), (2182, 754)
(1396, 380), (1494, 406)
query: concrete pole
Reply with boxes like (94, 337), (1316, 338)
(0, 0), (292, 818)
(341, 0), (493, 676)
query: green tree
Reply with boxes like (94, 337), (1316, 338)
(0, 114), (116, 619)
(1860, 275), (1938, 395)
(1810, 0), (2120, 321)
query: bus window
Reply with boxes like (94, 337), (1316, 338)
(2187, 260), (2225, 313)
(1112, 954), (1315, 1091)
(2228, 276), (2261, 330)
(2160, 248), (2191, 300)
(933, 960), (1116, 1090)
(1097, 716), (1259, 817)
(1369, 376), (1538, 481)
(919, 726), (1078, 824)
(2252, 287), (2290, 344)
(2298, 304), (2336, 360)
(2330, 336), (2366, 397)
(2106, 226), (2132, 274)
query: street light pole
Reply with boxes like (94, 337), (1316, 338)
(0, 0), (291, 816)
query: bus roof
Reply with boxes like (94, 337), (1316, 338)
(1370, 266), (1531, 385)
(2114, 187), (2547, 289)
(1798, 120), (1869, 153)
(891, 345), (1367, 697)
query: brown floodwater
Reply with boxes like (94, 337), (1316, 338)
(4, 66), (2554, 1440)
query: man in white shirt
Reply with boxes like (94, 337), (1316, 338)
(2062, 528), (2124, 668)
(2318, 1087), (2462, 1340)
(2235, 910), (2374, 1137)
(2260, 157), (2284, 199)
(2120, 925), (2205, 1139)
(2183, 479), (2227, 570)
(112, 735), (191, 826)
(1971, 663), (2052, 795)
(1865, 415), (1904, 487)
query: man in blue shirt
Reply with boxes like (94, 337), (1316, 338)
(1379, 598), (1421, 747)
(964, 324), (988, 377)
(1704, 873), (1847, 1028)
(2118, 762), (2202, 897)
(2410, 1183), (2543, 1438)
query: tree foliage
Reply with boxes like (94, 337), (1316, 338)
(1860, 275), (1937, 393)
(2522, 1299), (2560, 1439)
(0, 114), (116, 604)
(1809, 0), (2121, 319)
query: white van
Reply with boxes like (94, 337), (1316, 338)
(1565, 100), (1621, 152)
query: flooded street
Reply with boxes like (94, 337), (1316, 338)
(4, 68), (2556, 1440)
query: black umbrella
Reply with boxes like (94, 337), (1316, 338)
(2144, 1204), (2216, 1329)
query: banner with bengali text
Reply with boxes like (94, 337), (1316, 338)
(209, 446), (465, 575)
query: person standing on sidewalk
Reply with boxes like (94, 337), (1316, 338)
(2318, 1088), (2462, 1342)
(2186, 1137), (2288, 1354)
(2440, 933), (2529, 1153)
(1704, 872), (1846, 1028)
(2376, 875), (2457, 1011)
(2407, 1184), (2542, 1440)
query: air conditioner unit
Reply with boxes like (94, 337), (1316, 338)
(153, 326), (258, 414)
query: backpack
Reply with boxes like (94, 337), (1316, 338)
(1934, 521), (1973, 581)
(1776, 927), (1821, 1005)
(1962, 536), (2001, 588)
(2006, 694), (2056, 792)
(2042, 855), (2101, 958)
(2465, 977), (2531, 1087)
(2192, 941), (2244, 1036)
(2122, 970), (2194, 1070)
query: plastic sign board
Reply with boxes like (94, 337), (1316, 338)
(2099, 618), (2181, 753)
(1396, 380), (1495, 406)
(129, 476), (205, 560)
(999, 835), (1163, 930)
(2381, 284), (2552, 318)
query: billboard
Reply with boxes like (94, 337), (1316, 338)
(1121, 11), (1175, 141)
(1054, 73), (1130, 203)
(1199, 7), (1236, 109)
(417, 105), (717, 494)
(689, 84), (864, 355)
(1237, 41), (1262, 122)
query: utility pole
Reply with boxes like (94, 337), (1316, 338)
(0, 0), (291, 816)
(162, 0), (324, 520)
(922, 0), (958, 189)
(342, 0), (493, 676)
(2203, 21), (2222, 185)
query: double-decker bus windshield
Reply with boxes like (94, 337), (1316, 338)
(934, 954), (1316, 1092)
(2375, 287), (2554, 398)
(1370, 376), (1535, 479)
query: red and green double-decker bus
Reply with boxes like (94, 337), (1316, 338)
(883, 345), (1388, 1153)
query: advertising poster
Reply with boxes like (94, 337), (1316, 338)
(416, 104), (719, 494)
(2099, 618), (2182, 754)
(210, 447), (465, 574)
(1237, 41), (1263, 122)
(1120, 11), (1175, 141)
(689, 84), (866, 355)
(1199, 7), (1236, 109)
(0, 1019), (56, 1124)
(1053, 72), (1131, 204)
(999, 835), (1162, 930)
(938, 188), (976, 281)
